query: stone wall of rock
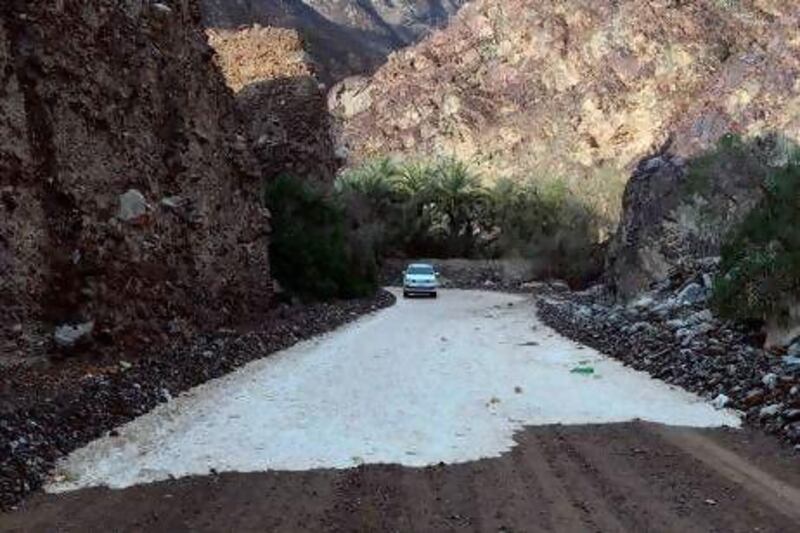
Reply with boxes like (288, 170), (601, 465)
(606, 145), (769, 299)
(0, 0), (270, 364)
(208, 26), (339, 183)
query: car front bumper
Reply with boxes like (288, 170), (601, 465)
(404, 285), (438, 294)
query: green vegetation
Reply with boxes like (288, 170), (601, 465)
(336, 157), (604, 286)
(712, 143), (800, 323)
(682, 133), (769, 196)
(263, 175), (378, 301)
(264, 155), (611, 300)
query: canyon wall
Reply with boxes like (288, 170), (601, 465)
(0, 0), (271, 363)
(208, 25), (339, 182)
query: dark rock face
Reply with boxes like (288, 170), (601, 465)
(0, 0), (271, 364)
(606, 137), (786, 299)
(605, 154), (691, 298)
(200, 0), (468, 83)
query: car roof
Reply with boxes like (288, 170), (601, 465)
(408, 263), (434, 268)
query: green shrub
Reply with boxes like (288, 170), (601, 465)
(712, 148), (800, 322)
(682, 133), (769, 196)
(487, 177), (603, 285)
(264, 175), (377, 301)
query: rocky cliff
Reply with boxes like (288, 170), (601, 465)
(606, 140), (769, 299)
(207, 25), (338, 182)
(332, 0), (800, 227)
(0, 0), (270, 365)
(200, 0), (468, 83)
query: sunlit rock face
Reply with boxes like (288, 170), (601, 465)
(200, 0), (469, 83)
(207, 26), (340, 182)
(332, 0), (800, 227)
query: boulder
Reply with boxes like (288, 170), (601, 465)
(784, 422), (800, 442)
(783, 356), (800, 373)
(759, 404), (782, 418)
(712, 394), (730, 409)
(328, 76), (374, 119)
(117, 189), (149, 223)
(762, 373), (779, 390)
(628, 294), (656, 311)
(606, 138), (777, 300)
(54, 321), (94, 349)
(742, 388), (766, 407)
(687, 309), (714, 325)
(677, 283), (707, 305)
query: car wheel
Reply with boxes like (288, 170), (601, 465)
(403, 291), (409, 298)
(432, 292), (438, 299)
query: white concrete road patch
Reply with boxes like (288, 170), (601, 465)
(47, 290), (740, 492)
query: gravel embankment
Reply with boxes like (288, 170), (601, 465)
(537, 273), (800, 451)
(0, 291), (395, 511)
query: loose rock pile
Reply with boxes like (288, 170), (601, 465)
(0, 291), (394, 511)
(537, 265), (800, 451)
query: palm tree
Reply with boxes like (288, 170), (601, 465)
(431, 158), (488, 254)
(394, 161), (433, 199)
(393, 161), (438, 251)
(335, 157), (400, 207)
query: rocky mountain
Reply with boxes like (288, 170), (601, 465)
(606, 143), (765, 299)
(0, 0), (271, 364)
(332, 0), (800, 229)
(208, 25), (339, 182)
(200, 0), (468, 83)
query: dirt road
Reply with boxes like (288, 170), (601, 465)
(2, 290), (799, 532)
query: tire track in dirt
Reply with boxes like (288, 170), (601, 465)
(534, 430), (628, 532)
(654, 425), (800, 526)
(3, 423), (799, 532)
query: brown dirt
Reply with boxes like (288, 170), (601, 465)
(3, 422), (799, 532)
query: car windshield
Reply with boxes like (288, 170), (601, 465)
(407, 265), (434, 275)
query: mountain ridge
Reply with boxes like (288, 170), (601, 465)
(331, 0), (800, 227)
(200, 0), (468, 82)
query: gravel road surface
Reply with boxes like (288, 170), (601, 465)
(3, 290), (798, 532)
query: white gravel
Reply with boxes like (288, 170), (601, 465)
(48, 289), (740, 492)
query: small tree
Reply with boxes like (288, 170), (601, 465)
(431, 158), (488, 255)
(713, 148), (800, 323)
(264, 175), (377, 300)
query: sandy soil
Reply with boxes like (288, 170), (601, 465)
(3, 290), (799, 532)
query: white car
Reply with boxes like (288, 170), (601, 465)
(403, 263), (439, 298)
